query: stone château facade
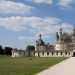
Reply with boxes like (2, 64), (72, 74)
(35, 28), (75, 57)
(11, 28), (75, 57)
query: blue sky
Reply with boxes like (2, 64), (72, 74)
(0, 0), (75, 49)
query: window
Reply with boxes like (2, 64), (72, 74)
(65, 52), (67, 55)
(56, 51), (58, 55)
(52, 52), (54, 56)
(61, 52), (62, 55)
(42, 51), (44, 55)
(69, 52), (70, 55)
(47, 52), (49, 55)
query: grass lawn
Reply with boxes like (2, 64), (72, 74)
(0, 56), (67, 75)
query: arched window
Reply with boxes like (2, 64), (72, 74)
(52, 52), (54, 56)
(56, 51), (58, 55)
(69, 52), (70, 55)
(65, 52), (67, 55)
(42, 51), (44, 55)
(47, 52), (49, 55)
(61, 52), (62, 55)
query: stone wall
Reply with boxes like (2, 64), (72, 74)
(11, 50), (25, 57)
(35, 51), (73, 57)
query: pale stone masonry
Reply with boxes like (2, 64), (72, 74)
(35, 28), (75, 57)
(11, 28), (75, 57)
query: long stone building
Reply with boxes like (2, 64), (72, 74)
(35, 28), (75, 57)
(11, 28), (75, 57)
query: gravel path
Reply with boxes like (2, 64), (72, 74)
(36, 57), (75, 75)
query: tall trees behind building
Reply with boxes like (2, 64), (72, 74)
(0, 45), (12, 56)
(26, 45), (35, 57)
(4, 47), (12, 55)
(0, 45), (4, 54)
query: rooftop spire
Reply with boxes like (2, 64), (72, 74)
(39, 34), (42, 40)
(59, 28), (62, 32)
(59, 27), (63, 41)
(56, 32), (59, 41)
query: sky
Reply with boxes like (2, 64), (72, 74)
(0, 0), (75, 49)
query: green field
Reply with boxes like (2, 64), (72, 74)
(0, 56), (67, 75)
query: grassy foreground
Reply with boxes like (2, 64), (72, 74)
(0, 56), (67, 75)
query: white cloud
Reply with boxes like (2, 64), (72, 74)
(0, 16), (73, 36)
(0, 16), (28, 31)
(58, 0), (73, 8)
(0, 0), (33, 14)
(28, 17), (73, 36)
(32, 0), (53, 5)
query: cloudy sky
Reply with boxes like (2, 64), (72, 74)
(0, 0), (75, 49)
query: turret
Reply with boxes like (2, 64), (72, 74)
(59, 28), (62, 36)
(39, 34), (42, 40)
(56, 32), (59, 41)
(59, 28), (63, 41)
(36, 34), (45, 46)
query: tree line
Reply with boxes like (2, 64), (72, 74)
(0, 45), (35, 56)
(26, 45), (35, 57)
(0, 45), (12, 56)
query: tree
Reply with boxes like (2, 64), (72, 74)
(0, 45), (4, 55)
(26, 45), (35, 57)
(4, 47), (12, 56)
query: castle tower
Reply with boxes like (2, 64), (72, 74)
(35, 34), (46, 52)
(56, 32), (59, 41)
(39, 34), (42, 40)
(59, 28), (63, 41)
(55, 28), (65, 51)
